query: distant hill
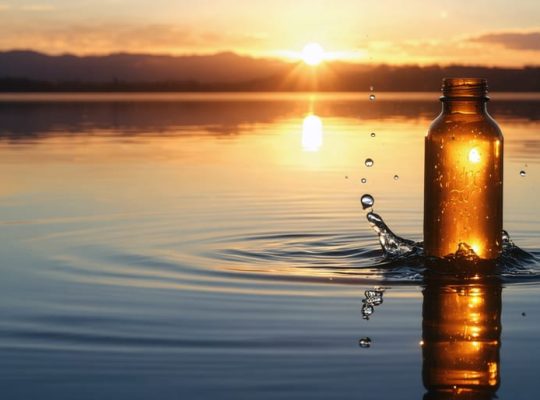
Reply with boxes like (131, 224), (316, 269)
(0, 50), (289, 83)
(0, 50), (539, 92)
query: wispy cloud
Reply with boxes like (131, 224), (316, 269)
(20, 4), (56, 12)
(0, 23), (267, 55)
(0, 3), (55, 12)
(471, 31), (540, 51)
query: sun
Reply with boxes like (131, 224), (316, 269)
(301, 43), (325, 66)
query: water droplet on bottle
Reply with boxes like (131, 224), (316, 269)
(393, 174), (399, 180)
(365, 158), (374, 167)
(358, 337), (372, 348)
(370, 132), (376, 137)
(361, 194), (374, 210)
(369, 94), (376, 101)
(520, 170), (526, 177)
(361, 178), (367, 184)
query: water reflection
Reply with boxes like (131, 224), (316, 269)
(301, 114), (323, 152)
(422, 268), (501, 400)
(0, 93), (539, 141)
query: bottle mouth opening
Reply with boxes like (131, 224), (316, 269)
(441, 77), (489, 99)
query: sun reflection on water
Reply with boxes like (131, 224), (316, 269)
(301, 114), (323, 152)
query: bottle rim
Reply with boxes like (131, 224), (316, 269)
(441, 77), (489, 99)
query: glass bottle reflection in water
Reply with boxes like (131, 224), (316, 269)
(422, 270), (501, 400)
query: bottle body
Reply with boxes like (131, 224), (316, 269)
(424, 78), (503, 260)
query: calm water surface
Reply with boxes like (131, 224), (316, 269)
(0, 93), (539, 399)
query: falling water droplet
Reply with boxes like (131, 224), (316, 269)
(361, 178), (367, 184)
(393, 174), (399, 180)
(365, 158), (374, 167)
(369, 94), (376, 101)
(370, 132), (376, 137)
(361, 194), (374, 210)
(520, 170), (526, 177)
(358, 337), (372, 348)
(361, 303), (374, 319)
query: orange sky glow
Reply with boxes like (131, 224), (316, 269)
(0, 0), (539, 66)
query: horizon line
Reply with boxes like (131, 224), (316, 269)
(2, 48), (539, 69)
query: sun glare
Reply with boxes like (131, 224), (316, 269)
(301, 43), (325, 66)
(302, 114), (323, 151)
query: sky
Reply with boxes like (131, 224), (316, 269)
(0, 0), (539, 66)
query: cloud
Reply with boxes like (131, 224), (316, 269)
(20, 5), (56, 12)
(471, 31), (540, 51)
(0, 23), (267, 55)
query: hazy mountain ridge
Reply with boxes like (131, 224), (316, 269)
(0, 50), (289, 83)
(0, 50), (539, 91)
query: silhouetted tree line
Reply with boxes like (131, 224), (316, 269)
(1, 65), (539, 92)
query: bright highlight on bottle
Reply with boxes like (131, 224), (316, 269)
(469, 147), (481, 163)
(301, 43), (325, 66)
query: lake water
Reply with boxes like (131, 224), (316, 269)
(0, 92), (539, 399)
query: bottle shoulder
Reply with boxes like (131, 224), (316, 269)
(427, 111), (503, 139)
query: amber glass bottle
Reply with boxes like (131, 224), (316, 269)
(424, 78), (503, 260)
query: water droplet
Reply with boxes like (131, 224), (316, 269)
(361, 303), (374, 319)
(369, 94), (376, 101)
(370, 132), (376, 137)
(361, 178), (367, 184)
(361, 194), (374, 209)
(520, 170), (526, 177)
(393, 174), (399, 180)
(345, 176), (349, 179)
(369, 85), (374, 91)
(365, 158), (374, 167)
(358, 337), (372, 348)
(502, 230), (511, 244)
(365, 290), (384, 306)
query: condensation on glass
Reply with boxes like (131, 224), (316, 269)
(424, 78), (503, 260)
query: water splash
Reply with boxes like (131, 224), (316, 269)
(216, 206), (540, 286)
(361, 287), (385, 320)
(366, 212), (422, 258)
(365, 208), (540, 279)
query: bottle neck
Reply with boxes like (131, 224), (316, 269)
(441, 98), (488, 115)
(440, 78), (489, 115)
